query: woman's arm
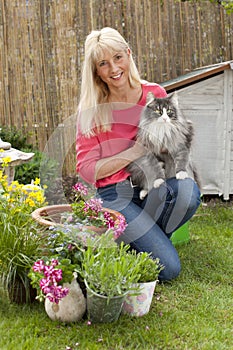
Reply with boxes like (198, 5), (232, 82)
(95, 141), (145, 180)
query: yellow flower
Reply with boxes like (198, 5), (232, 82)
(25, 198), (36, 207)
(34, 178), (40, 185)
(1, 156), (12, 165)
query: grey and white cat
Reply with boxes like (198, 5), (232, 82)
(127, 92), (200, 200)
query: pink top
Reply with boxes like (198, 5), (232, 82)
(76, 81), (167, 188)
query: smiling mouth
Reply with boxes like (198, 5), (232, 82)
(111, 72), (123, 80)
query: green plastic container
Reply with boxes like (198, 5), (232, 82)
(171, 222), (190, 245)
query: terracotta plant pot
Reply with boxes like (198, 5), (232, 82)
(31, 204), (121, 230)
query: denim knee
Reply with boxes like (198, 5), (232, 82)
(128, 226), (181, 282)
(158, 256), (181, 282)
(174, 178), (200, 207)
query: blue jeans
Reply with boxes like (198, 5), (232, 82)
(96, 177), (201, 282)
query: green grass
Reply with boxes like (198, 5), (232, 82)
(0, 202), (233, 350)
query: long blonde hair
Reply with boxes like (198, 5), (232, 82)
(78, 27), (141, 136)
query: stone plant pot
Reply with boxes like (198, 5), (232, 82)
(45, 278), (86, 323)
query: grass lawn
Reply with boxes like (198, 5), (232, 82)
(0, 201), (232, 350)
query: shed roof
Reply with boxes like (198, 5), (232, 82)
(161, 61), (233, 92)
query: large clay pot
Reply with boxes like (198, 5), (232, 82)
(45, 278), (86, 323)
(31, 204), (121, 229)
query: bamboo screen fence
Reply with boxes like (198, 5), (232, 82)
(0, 0), (233, 175)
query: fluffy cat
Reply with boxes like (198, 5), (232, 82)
(127, 91), (200, 200)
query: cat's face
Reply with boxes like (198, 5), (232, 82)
(145, 92), (178, 124)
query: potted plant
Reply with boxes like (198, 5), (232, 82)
(122, 255), (164, 317)
(31, 182), (127, 241)
(28, 256), (86, 323)
(0, 159), (47, 303)
(77, 232), (160, 323)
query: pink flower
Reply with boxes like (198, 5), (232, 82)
(84, 198), (103, 214)
(72, 182), (88, 196)
(32, 259), (45, 272)
(113, 214), (128, 239)
(30, 258), (72, 304)
(40, 278), (51, 293)
(44, 265), (56, 278)
(51, 258), (59, 267)
(51, 268), (63, 282)
(104, 211), (115, 228)
(46, 285), (69, 304)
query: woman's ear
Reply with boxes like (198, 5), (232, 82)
(127, 48), (131, 56)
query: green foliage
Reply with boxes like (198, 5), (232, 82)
(14, 149), (59, 188)
(0, 125), (59, 189)
(137, 255), (163, 283)
(179, 0), (233, 14)
(0, 168), (47, 302)
(0, 204), (233, 349)
(79, 233), (162, 299)
(0, 213), (47, 301)
(220, 0), (233, 14)
(0, 125), (32, 150)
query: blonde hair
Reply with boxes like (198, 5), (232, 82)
(78, 27), (141, 136)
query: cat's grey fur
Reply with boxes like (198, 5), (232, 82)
(127, 92), (200, 199)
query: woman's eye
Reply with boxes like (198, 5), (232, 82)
(99, 61), (107, 67)
(115, 55), (122, 61)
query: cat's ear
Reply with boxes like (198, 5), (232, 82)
(146, 91), (155, 105)
(169, 91), (179, 108)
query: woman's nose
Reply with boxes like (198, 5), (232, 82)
(109, 60), (118, 72)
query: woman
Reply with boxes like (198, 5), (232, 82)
(76, 27), (201, 281)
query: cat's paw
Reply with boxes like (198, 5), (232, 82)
(153, 178), (165, 188)
(176, 171), (188, 180)
(140, 189), (148, 200)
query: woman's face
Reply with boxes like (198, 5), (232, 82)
(95, 49), (131, 90)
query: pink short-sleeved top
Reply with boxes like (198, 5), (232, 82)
(76, 81), (167, 188)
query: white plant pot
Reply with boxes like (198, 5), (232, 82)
(45, 278), (86, 323)
(122, 280), (157, 317)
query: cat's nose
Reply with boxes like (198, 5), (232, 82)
(162, 108), (169, 121)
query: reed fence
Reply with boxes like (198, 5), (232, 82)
(0, 0), (233, 175)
